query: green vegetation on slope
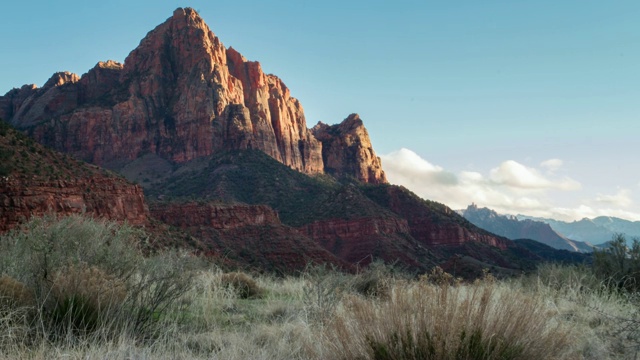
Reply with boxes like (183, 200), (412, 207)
(0, 119), (119, 180)
(147, 149), (400, 226)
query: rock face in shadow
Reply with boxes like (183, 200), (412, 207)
(0, 178), (148, 232)
(2, 8), (381, 182)
(150, 202), (280, 230)
(149, 201), (352, 273)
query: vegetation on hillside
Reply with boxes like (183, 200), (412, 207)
(147, 149), (400, 226)
(0, 119), (118, 180)
(1, 215), (639, 359)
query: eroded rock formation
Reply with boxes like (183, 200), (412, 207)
(312, 114), (386, 184)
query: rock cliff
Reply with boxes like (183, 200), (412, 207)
(0, 177), (148, 232)
(2, 7), (379, 182)
(312, 114), (386, 184)
(149, 201), (352, 272)
(150, 202), (280, 230)
(298, 217), (430, 268)
(361, 185), (511, 250)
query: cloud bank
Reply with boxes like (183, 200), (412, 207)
(380, 148), (638, 221)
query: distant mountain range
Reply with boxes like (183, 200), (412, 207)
(460, 204), (593, 252)
(516, 215), (640, 246)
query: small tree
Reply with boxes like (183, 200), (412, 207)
(593, 233), (640, 291)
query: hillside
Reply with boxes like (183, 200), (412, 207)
(145, 149), (561, 275)
(0, 119), (148, 231)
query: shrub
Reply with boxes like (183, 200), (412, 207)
(0, 275), (35, 309)
(219, 272), (264, 299)
(350, 261), (396, 298)
(301, 264), (350, 322)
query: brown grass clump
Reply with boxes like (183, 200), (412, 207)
(326, 280), (571, 360)
(49, 263), (127, 335)
(219, 272), (264, 299)
(0, 275), (35, 309)
(51, 263), (127, 310)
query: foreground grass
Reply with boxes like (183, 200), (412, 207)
(1, 265), (639, 359)
(1, 216), (639, 359)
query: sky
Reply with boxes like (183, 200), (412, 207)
(2, 1), (639, 221)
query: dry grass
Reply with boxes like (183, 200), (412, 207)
(0, 266), (639, 359)
(326, 280), (570, 359)
(1, 217), (639, 359)
(0, 275), (34, 309)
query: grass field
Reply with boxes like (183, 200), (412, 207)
(1, 216), (639, 359)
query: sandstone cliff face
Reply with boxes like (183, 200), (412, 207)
(312, 114), (386, 184)
(150, 202), (280, 230)
(149, 201), (352, 272)
(0, 177), (148, 232)
(2, 7), (374, 180)
(298, 217), (427, 267)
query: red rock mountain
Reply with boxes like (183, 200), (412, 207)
(0, 8), (385, 183)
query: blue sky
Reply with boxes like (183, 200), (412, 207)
(2, 1), (639, 221)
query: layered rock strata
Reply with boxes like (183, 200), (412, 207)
(0, 178), (148, 232)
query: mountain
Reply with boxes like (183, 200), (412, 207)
(0, 8), (385, 184)
(0, 8), (587, 276)
(516, 215), (640, 245)
(461, 204), (593, 252)
(591, 217), (640, 240)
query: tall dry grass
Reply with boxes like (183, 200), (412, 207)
(326, 279), (570, 360)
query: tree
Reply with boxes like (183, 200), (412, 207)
(593, 233), (640, 291)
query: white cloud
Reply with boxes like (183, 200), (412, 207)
(380, 148), (592, 220)
(380, 148), (640, 221)
(540, 158), (563, 172)
(488, 160), (580, 190)
(381, 148), (458, 186)
(595, 189), (632, 208)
